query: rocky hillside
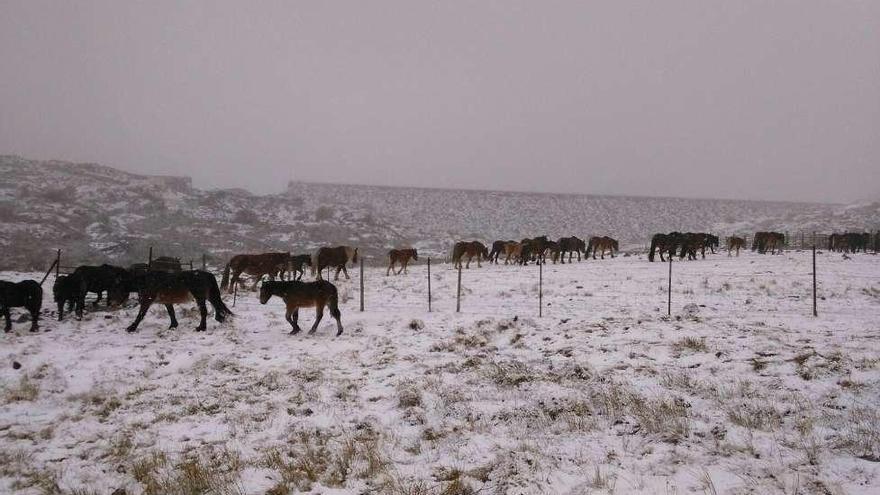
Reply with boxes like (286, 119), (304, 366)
(0, 155), (876, 270)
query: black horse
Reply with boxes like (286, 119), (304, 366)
(126, 270), (232, 333)
(649, 232), (684, 262)
(53, 274), (88, 321)
(557, 236), (586, 263)
(0, 280), (42, 332)
(71, 264), (130, 308)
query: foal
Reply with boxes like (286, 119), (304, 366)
(260, 280), (343, 336)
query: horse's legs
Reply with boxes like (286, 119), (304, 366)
(330, 301), (343, 336)
(28, 303), (39, 332)
(309, 304), (324, 334)
(126, 298), (153, 333)
(195, 297), (208, 331)
(229, 269), (242, 293)
(165, 304), (178, 329)
(93, 290), (102, 307)
(386, 261), (393, 276)
(290, 308), (302, 335)
(2, 307), (10, 332)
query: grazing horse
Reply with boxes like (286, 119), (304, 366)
(726, 236), (745, 256)
(221, 252), (291, 292)
(587, 236), (619, 260)
(312, 246), (358, 281)
(0, 280), (42, 332)
(525, 236), (549, 264)
(259, 280), (343, 336)
(452, 241), (489, 269)
(70, 265), (130, 308)
(53, 274), (87, 321)
(649, 232), (683, 262)
(752, 232), (785, 254)
(557, 236), (585, 263)
(286, 254), (313, 281)
(387, 248), (418, 275)
(126, 270), (232, 333)
(489, 240), (515, 264)
(502, 242), (522, 265)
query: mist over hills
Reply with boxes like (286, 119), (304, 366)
(1, 155), (876, 270)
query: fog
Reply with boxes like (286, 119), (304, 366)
(1, 1), (878, 203)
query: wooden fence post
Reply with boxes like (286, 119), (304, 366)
(456, 264), (462, 313)
(359, 257), (364, 312)
(39, 249), (62, 287)
(667, 255), (673, 316)
(538, 261), (543, 317)
(202, 253), (207, 270)
(233, 283), (238, 308)
(427, 257), (432, 313)
(148, 246), (153, 269)
(812, 244), (818, 317)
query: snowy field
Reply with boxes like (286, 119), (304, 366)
(1, 250), (879, 494)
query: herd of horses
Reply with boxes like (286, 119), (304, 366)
(450, 236), (620, 270)
(1, 230), (878, 333)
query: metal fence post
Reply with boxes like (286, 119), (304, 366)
(427, 257), (432, 313)
(359, 257), (364, 312)
(812, 244), (818, 317)
(148, 246), (153, 269)
(667, 255), (673, 316)
(538, 261), (543, 317)
(456, 264), (462, 313)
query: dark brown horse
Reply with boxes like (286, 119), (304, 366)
(312, 246), (358, 281)
(557, 236), (585, 263)
(126, 270), (232, 333)
(649, 232), (683, 262)
(221, 252), (291, 293)
(387, 248), (418, 275)
(286, 254), (313, 281)
(0, 280), (42, 332)
(489, 240), (515, 264)
(587, 236), (619, 260)
(260, 280), (343, 336)
(752, 232), (785, 254)
(726, 236), (745, 256)
(452, 241), (489, 269)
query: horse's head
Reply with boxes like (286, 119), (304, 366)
(259, 283), (273, 304)
(350, 247), (358, 264)
(411, 249), (419, 261)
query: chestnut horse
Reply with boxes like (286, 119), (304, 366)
(452, 241), (489, 269)
(387, 248), (418, 275)
(587, 236), (619, 259)
(726, 236), (745, 256)
(260, 280), (343, 336)
(221, 252), (291, 293)
(312, 246), (358, 281)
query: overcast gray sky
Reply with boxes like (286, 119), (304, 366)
(1, 1), (878, 203)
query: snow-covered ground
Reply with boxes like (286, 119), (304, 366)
(1, 250), (879, 494)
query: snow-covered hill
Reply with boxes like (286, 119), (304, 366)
(1, 155), (877, 270)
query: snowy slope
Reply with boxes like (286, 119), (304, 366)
(1, 250), (879, 494)
(1, 155), (877, 271)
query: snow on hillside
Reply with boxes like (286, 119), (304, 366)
(1, 155), (877, 271)
(1, 250), (879, 494)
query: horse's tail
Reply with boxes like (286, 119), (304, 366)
(220, 262), (231, 290)
(648, 237), (657, 262)
(207, 274), (233, 321)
